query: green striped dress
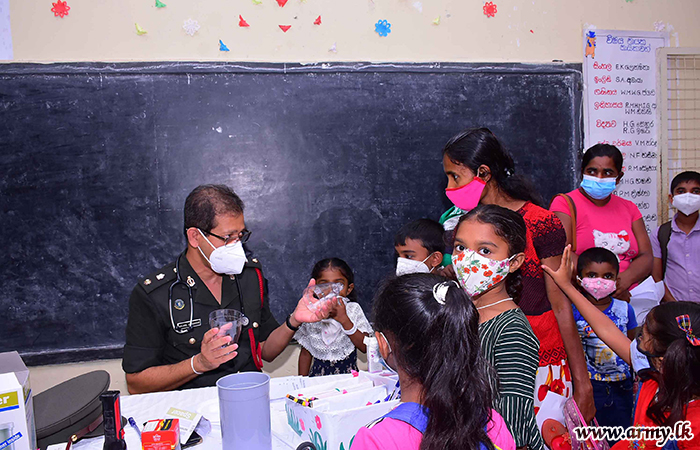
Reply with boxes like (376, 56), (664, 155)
(479, 308), (545, 450)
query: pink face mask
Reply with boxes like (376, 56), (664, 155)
(445, 177), (486, 211)
(578, 277), (616, 300)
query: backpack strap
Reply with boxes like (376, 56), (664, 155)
(658, 221), (673, 278)
(382, 403), (490, 450)
(248, 267), (266, 370)
(551, 194), (577, 252)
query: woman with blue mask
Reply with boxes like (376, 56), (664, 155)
(550, 144), (652, 301)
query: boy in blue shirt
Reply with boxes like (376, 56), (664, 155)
(571, 247), (638, 435)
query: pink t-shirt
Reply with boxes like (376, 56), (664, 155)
(550, 189), (643, 273)
(350, 408), (515, 450)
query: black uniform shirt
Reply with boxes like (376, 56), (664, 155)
(122, 253), (279, 389)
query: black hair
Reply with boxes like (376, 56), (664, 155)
(310, 258), (357, 302)
(184, 184), (245, 235)
(644, 301), (700, 427)
(576, 247), (619, 277)
(442, 128), (543, 207)
(372, 274), (494, 450)
(454, 204), (527, 303)
(671, 171), (700, 193)
(581, 144), (624, 173)
(394, 219), (446, 255)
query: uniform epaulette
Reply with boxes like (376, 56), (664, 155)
(245, 257), (263, 270)
(140, 262), (177, 294)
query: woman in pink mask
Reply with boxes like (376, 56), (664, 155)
(440, 128), (595, 422)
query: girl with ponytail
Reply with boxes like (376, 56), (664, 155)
(544, 246), (700, 449)
(452, 205), (545, 450)
(351, 274), (515, 450)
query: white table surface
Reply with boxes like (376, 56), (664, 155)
(73, 379), (309, 450)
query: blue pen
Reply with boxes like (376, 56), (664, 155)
(128, 417), (142, 438)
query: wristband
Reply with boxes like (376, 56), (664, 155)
(342, 322), (358, 336)
(191, 355), (203, 375)
(286, 314), (300, 332)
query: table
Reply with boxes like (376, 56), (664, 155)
(73, 378), (310, 450)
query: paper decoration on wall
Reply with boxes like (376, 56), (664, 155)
(412, 2), (422, 13)
(585, 30), (596, 58)
(51, 0), (70, 18)
(432, 16), (440, 25)
(276, 0), (288, 6)
(252, 0), (262, 4)
(314, 16), (321, 25)
(155, 0), (166, 7)
(329, 42), (337, 52)
(135, 23), (147, 35)
(279, 25), (291, 32)
(183, 19), (200, 36)
(530, 29), (534, 33)
(219, 40), (230, 51)
(374, 19), (391, 37)
(483, 2), (497, 18)
(653, 21), (665, 32)
(239, 15), (250, 27)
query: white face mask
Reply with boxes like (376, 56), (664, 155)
(197, 229), (248, 275)
(672, 193), (700, 216)
(396, 254), (434, 276)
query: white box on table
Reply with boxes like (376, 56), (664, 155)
(284, 372), (399, 450)
(0, 352), (36, 450)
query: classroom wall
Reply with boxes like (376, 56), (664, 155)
(10, 0), (699, 390)
(5, 0), (700, 64)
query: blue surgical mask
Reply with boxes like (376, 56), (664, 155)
(580, 175), (617, 200)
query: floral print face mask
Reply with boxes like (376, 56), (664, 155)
(452, 249), (514, 297)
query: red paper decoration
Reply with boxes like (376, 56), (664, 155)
(279, 25), (291, 32)
(276, 0), (288, 6)
(239, 15), (250, 27)
(314, 16), (322, 25)
(483, 1), (497, 18)
(51, 0), (70, 18)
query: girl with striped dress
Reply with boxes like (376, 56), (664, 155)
(452, 205), (545, 450)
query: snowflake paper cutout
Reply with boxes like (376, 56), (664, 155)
(375, 19), (391, 37)
(51, 0), (70, 18)
(483, 2), (497, 18)
(183, 19), (200, 36)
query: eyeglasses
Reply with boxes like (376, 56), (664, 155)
(205, 229), (252, 245)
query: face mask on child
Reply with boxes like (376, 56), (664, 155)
(578, 276), (616, 300)
(672, 193), (700, 216)
(629, 338), (659, 375)
(396, 254), (435, 276)
(452, 249), (514, 297)
(580, 175), (617, 200)
(445, 177), (486, 211)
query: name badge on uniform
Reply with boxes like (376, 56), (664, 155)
(175, 318), (202, 333)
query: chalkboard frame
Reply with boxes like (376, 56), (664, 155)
(1, 61), (583, 366)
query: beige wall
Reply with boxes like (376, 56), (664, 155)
(6, 0), (700, 63)
(28, 345), (368, 395)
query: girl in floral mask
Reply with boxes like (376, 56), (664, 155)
(442, 128), (594, 423)
(571, 247), (638, 442)
(452, 205), (544, 450)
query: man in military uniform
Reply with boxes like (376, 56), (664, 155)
(123, 185), (328, 394)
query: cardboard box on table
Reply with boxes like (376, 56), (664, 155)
(284, 372), (399, 450)
(0, 352), (37, 450)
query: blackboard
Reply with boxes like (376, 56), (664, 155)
(0, 62), (583, 365)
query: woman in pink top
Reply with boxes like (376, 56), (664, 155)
(351, 274), (515, 450)
(550, 144), (652, 300)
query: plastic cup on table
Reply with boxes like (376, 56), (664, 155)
(209, 309), (245, 345)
